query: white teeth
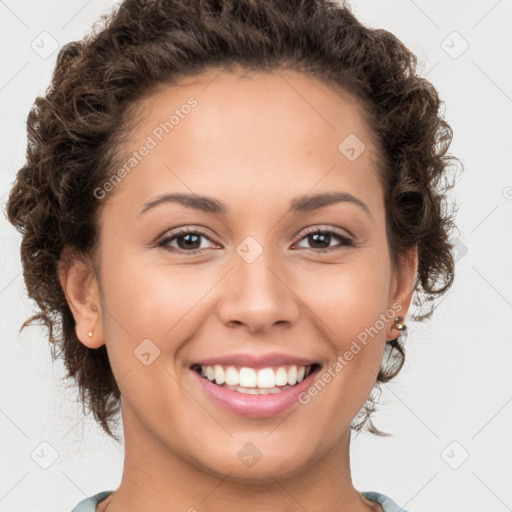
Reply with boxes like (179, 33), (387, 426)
(223, 384), (292, 394)
(287, 365), (298, 385)
(275, 367), (288, 386)
(226, 366), (239, 386)
(213, 365), (225, 385)
(239, 367), (257, 387)
(225, 366), (239, 386)
(198, 363), (313, 390)
(256, 368), (275, 388)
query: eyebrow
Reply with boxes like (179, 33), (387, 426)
(139, 192), (372, 218)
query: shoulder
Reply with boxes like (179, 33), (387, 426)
(361, 490), (413, 512)
(69, 491), (113, 512)
(71, 490), (408, 512)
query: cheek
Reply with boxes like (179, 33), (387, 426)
(298, 256), (390, 384)
(300, 255), (391, 343)
(97, 251), (204, 408)
(100, 248), (213, 341)
(289, 261), (390, 430)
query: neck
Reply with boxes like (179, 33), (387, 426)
(99, 406), (381, 512)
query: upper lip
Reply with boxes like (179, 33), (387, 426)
(192, 352), (319, 369)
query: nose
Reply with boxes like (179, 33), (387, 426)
(217, 247), (301, 335)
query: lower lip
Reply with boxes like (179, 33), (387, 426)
(191, 367), (320, 418)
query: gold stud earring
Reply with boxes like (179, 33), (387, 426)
(394, 316), (406, 331)
(88, 304), (98, 338)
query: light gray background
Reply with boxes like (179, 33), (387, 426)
(1, 1), (511, 511)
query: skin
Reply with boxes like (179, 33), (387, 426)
(60, 68), (417, 512)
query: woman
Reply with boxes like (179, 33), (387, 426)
(6, 0), (459, 510)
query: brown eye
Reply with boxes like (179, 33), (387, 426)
(157, 228), (217, 254)
(295, 228), (354, 253)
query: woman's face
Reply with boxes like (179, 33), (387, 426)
(65, 68), (416, 480)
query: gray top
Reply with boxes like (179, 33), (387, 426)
(70, 490), (412, 511)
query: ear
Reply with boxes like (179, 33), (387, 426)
(387, 245), (418, 340)
(58, 247), (104, 349)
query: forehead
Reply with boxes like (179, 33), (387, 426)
(137, 67), (374, 151)
(102, 68), (382, 219)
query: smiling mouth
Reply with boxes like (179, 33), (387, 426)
(190, 363), (322, 395)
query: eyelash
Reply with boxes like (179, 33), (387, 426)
(156, 226), (354, 255)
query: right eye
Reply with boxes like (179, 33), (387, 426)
(157, 227), (219, 254)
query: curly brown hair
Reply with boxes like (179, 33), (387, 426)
(6, 0), (460, 441)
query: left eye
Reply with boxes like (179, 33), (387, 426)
(294, 229), (354, 252)
(157, 228), (354, 254)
